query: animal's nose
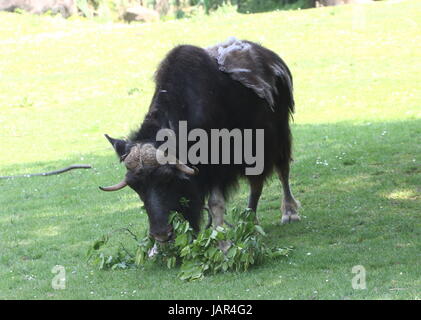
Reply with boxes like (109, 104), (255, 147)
(150, 225), (173, 242)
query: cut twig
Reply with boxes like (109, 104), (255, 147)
(112, 227), (139, 242)
(0, 164), (92, 179)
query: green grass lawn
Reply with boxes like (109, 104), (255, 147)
(0, 1), (420, 299)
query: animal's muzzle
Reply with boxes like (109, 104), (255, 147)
(150, 225), (174, 243)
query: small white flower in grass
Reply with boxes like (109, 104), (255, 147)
(316, 158), (329, 166)
(307, 252), (312, 256)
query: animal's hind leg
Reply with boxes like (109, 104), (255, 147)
(276, 160), (300, 224)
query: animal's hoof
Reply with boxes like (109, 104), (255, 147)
(290, 214), (301, 222)
(281, 215), (290, 224)
(281, 213), (301, 224)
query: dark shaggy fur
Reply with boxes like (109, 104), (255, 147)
(110, 41), (294, 238)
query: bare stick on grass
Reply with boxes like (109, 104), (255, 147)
(0, 164), (92, 179)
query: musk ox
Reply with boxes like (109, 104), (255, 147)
(101, 38), (300, 242)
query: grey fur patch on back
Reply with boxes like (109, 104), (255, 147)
(206, 37), (285, 111)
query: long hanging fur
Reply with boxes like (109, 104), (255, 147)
(206, 37), (294, 114)
(128, 39), (294, 222)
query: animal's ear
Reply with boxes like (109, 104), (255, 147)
(104, 134), (128, 160)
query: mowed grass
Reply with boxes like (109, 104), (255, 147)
(0, 1), (420, 299)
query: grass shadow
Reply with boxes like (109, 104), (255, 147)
(0, 118), (420, 299)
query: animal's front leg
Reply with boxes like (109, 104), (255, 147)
(208, 187), (225, 227)
(208, 188), (232, 252)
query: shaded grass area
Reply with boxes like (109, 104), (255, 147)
(1, 120), (419, 299)
(0, 1), (420, 299)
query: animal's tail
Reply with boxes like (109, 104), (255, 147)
(273, 56), (295, 118)
(273, 56), (295, 163)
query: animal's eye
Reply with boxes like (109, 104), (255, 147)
(125, 173), (142, 188)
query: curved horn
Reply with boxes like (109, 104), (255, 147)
(155, 147), (198, 175)
(175, 163), (198, 176)
(99, 179), (128, 192)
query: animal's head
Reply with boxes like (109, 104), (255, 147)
(100, 134), (201, 242)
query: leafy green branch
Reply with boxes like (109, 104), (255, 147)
(87, 208), (292, 281)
